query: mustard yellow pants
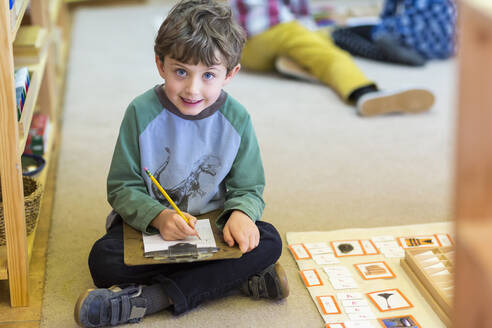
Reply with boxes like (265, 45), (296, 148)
(241, 21), (374, 101)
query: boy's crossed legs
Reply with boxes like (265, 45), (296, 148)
(75, 218), (288, 327)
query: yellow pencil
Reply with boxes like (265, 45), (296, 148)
(144, 168), (200, 239)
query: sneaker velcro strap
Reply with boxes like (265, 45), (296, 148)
(120, 294), (131, 324)
(250, 276), (262, 299)
(109, 292), (144, 325)
(110, 298), (121, 326)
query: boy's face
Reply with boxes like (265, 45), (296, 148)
(156, 55), (240, 116)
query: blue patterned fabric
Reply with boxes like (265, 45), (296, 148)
(372, 0), (457, 59)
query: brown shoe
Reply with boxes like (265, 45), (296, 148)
(241, 263), (290, 300)
(357, 88), (435, 117)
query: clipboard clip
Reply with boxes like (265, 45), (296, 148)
(148, 243), (220, 261)
(169, 243), (200, 259)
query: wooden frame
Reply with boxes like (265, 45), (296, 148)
(0, 0), (29, 306)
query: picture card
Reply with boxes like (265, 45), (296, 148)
(325, 324), (346, 328)
(300, 269), (323, 287)
(374, 241), (400, 249)
(313, 253), (341, 265)
(326, 317), (346, 324)
(378, 315), (421, 328)
(367, 289), (413, 312)
(342, 299), (369, 307)
(360, 239), (379, 255)
(331, 240), (365, 257)
(289, 243), (312, 260)
(304, 242), (329, 249)
(397, 235), (440, 249)
(344, 321), (375, 328)
(354, 261), (396, 280)
(380, 247), (405, 258)
(310, 247), (335, 255)
(323, 266), (352, 276)
(344, 306), (373, 315)
(436, 233), (454, 247)
(316, 295), (342, 315)
(337, 292), (364, 301)
(348, 312), (376, 320)
(371, 235), (395, 242)
(330, 277), (359, 290)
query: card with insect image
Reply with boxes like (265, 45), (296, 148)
(397, 235), (440, 249)
(378, 315), (421, 328)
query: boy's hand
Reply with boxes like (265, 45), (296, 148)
(151, 209), (197, 240)
(223, 210), (259, 253)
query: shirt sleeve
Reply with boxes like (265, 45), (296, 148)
(107, 104), (166, 233)
(216, 115), (266, 230)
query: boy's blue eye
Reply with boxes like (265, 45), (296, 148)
(176, 69), (187, 77)
(203, 72), (214, 80)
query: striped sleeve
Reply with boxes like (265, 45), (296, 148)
(230, 0), (299, 37)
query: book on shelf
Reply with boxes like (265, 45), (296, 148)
(13, 25), (49, 66)
(9, 0), (26, 30)
(24, 113), (50, 156)
(14, 67), (30, 121)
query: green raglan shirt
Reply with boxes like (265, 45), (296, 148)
(106, 85), (265, 233)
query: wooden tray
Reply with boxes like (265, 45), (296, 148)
(401, 246), (454, 327)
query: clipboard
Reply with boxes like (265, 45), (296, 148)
(123, 209), (243, 265)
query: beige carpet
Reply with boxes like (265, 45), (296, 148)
(41, 1), (456, 327)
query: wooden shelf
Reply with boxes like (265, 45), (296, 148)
(17, 49), (49, 155)
(0, 119), (56, 281)
(11, 0), (30, 41)
(49, 0), (63, 24)
(1, 0), (69, 307)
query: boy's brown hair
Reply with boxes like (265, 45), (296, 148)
(154, 0), (246, 73)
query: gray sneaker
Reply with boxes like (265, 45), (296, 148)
(74, 285), (147, 327)
(241, 263), (289, 300)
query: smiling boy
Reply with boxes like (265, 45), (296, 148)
(74, 0), (288, 327)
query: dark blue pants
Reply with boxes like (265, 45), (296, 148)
(88, 218), (282, 314)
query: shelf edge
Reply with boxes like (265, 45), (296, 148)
(11, 0), (30, 41)
(17, 48), (49, 155)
